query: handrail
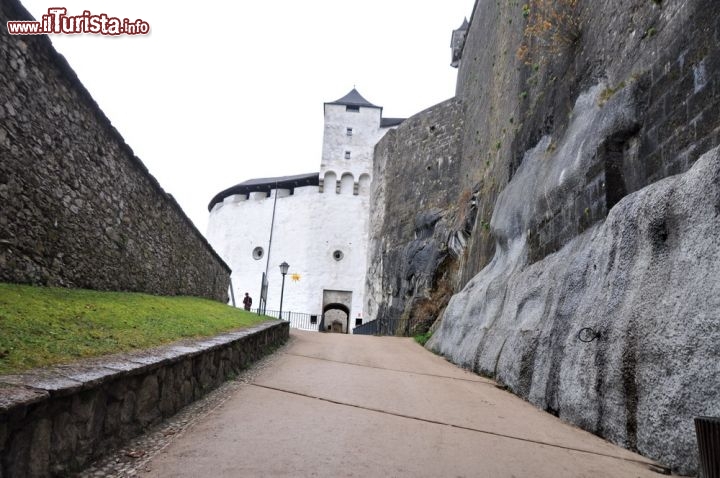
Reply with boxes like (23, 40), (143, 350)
(252, 308), (319, 332)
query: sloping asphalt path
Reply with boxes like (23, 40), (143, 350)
(143, 330), (665, 477)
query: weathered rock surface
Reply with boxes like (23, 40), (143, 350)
(429, 86), (720, 473)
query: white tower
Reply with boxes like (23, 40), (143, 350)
(206, 88), (403, 333)
(320, 88), (404, 194)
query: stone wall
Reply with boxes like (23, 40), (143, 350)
(0, 0), (230, 301)
(365, 98), (463, 329)
(365, 0), (720, 473)
(0, 320), (289, 477)
(455, 0), (720, 283)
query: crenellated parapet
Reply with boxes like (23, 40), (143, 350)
(206, 88), (400, 329)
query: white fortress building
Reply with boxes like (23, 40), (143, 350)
(206, 89), (403, 333)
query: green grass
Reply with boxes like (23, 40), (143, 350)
(414, 330), (433, 346)
(0, 283), (271, 374)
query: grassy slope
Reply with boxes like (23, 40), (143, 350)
(0, 283), (270, 374)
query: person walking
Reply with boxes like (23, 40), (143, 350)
(242, 292), (252, 311)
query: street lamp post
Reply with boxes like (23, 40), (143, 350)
(278, 261), (289, 321)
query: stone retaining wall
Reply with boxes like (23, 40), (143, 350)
(0, 320), (289, 477)
(0, 0), (231, 301)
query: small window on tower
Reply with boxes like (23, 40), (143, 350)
(344, 151), (351, 160)
(347, 127), (353, 136)
(346, 105), (360, 113)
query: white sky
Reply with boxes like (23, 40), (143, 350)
(19, 0), (475, 233)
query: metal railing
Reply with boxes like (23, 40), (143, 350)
(254, 309), (319, 332)
(353, 317), (422, 336)
(250, 308), (428, 337)
(695, 416), (720, 478)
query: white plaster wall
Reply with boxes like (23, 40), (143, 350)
(207, 184), (370, 330)
(340, 173), (354, 194)
(206, 191), (275, 307)
(207, 97), (397, 332)
(320, 104), (387, 183)
(323, 171), (337, 194)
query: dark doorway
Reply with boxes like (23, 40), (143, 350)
(322, 303), (349, 334)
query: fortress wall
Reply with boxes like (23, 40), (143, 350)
(365, 98), (464, 325)
(366, 0), (720, 472)
(455, 0), (720, 283)
(0, 0), (230, 301)
(208, 185), (369, 323)
(293, 185), (320, 196)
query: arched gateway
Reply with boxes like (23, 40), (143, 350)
(322, 303), (349, 333)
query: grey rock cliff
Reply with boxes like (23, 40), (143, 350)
(429, 83), (720, 474)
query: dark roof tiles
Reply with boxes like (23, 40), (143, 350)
(326, 88), (380, 108)
(381, 117), (406, 127)
(234, 172), (319, 188)
(208, 172), (319, 211)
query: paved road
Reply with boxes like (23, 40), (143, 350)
(143, 330), (663, 477)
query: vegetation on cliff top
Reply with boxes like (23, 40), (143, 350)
(0, 283), (270, 374)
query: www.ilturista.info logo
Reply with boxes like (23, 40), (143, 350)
(7, 8), (150, 36)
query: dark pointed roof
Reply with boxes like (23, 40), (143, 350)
(457, 17), (469, 31)
(325, 88), (380, 109)
(208, 172), (319, 211)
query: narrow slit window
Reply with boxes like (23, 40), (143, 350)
(347, 127), (353, 136)
(344, 151), (351, 160)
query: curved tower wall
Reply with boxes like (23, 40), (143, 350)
(206, 184), (369, 323)
(207, 91), (400, 331)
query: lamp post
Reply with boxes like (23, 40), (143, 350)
(278, 261), (289, 321)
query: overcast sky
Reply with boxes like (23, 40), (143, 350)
(19, 0), (475, 233)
